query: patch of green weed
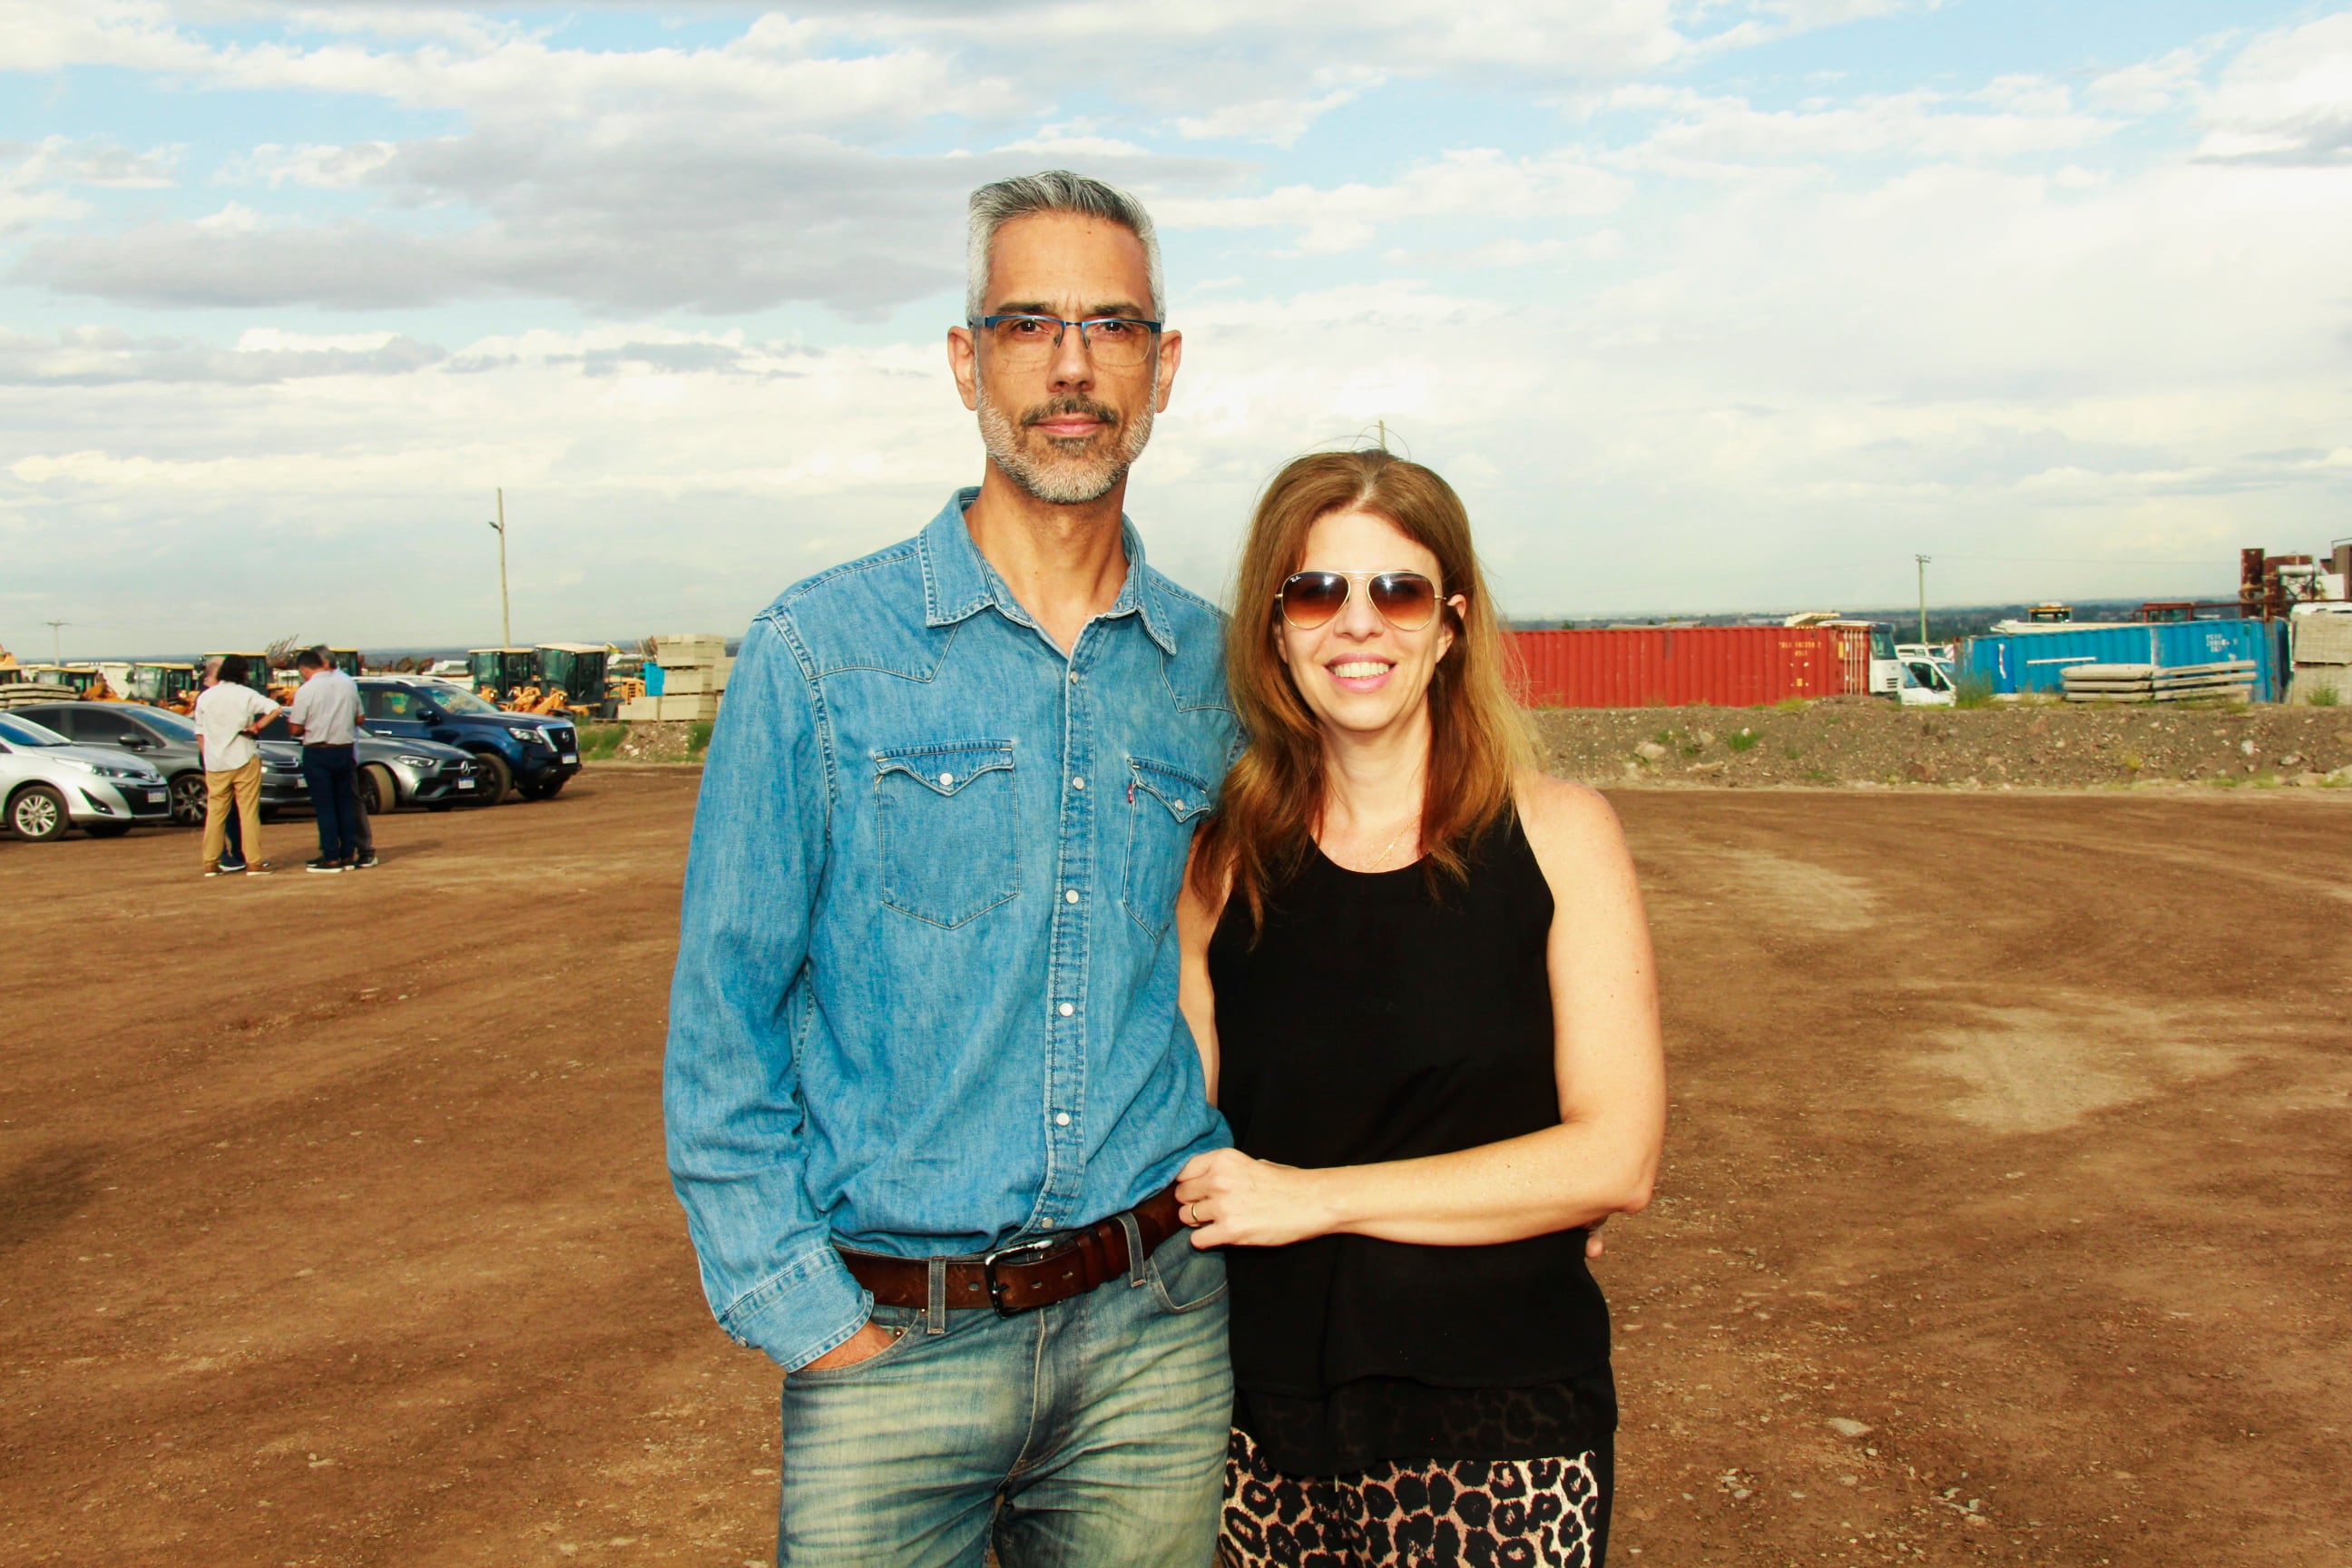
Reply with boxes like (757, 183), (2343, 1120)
(688, 719), (716, 756)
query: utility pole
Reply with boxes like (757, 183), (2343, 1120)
(43, 619), (68, 662)
(1915, 554), (1931, 644)
(487, 488), (512, 648)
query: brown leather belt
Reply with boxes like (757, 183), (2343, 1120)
(839, 1186), (1183, 1318)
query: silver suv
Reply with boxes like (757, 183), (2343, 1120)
(0, 711), (172, 839)
(13, 701), (307, 825)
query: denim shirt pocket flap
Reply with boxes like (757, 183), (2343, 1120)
(873, 740), (1015, 798)
(872, 740), (1020, 928)
(1125, 757), (1212, 824)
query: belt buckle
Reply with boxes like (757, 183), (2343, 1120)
(981, 1238), (1063, 1318)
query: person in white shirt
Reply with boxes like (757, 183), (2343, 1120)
(191, 654), (280, 877)
(287, 649), (365, 872)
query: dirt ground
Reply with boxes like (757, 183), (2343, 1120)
(1534, 701), (2352, 791)
(3, 771), (2347, 1566)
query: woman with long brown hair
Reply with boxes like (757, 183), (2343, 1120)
(1173, 450), (1665, 1567)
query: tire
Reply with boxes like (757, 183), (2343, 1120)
(359, 762), (398, 816)
(469, 751), (514, 804)
(168, 771), (208, 827)
(518, 774), (568, 801)
(8, 785), (69, 841)
(85, 822), (133, 838)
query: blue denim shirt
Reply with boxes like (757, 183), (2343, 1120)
(664, 490), (1240, 1370)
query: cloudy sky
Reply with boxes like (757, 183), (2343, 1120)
(4, 1), (2349, 656)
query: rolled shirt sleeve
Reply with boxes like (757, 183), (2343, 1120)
(662, 614), (870, 1371)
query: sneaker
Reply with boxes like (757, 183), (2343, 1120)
(220, 858), (248, 874)
(246, 861), (276, 877)
(204, 864), (233, 877)
(355, 851), (379, 868)
(306, 858), (346, 874)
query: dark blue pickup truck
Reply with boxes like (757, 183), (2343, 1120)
(353, 678), (580, 803)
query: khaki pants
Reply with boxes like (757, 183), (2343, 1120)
(201, 759), (264, 869)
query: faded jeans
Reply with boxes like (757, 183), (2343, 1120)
(777, 1228), (1230, 1567)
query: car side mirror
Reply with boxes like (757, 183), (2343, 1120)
(416, 708), (442, 723)
(118, 734), (152, 750)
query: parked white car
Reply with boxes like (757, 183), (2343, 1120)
(0, 711), (172, 839)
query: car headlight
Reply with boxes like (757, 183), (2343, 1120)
(93, 763), (154, 780)
(506, 726), (551, 746)
(396, 754), (439, 768)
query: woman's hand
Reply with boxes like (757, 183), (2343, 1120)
(1174, 1148), (1333, 1249)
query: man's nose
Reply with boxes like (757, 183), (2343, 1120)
(1046, 321), (1095, 391)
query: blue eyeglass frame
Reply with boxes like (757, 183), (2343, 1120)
(966, 314), (1166, 354)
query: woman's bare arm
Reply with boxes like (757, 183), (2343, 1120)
(1175, 842), (1227, 1107)
(1177, 775), (1665, 1249)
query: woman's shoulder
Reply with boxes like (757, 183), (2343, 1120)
(1510, 771), (1632, 882)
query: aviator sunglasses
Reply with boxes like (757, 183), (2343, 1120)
(1277, 570), (1443, 632)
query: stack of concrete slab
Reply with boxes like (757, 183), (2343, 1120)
(2060, 661), (2257, 703)
(2289, 609), (2352, 705)
(617, 633), (733, 721)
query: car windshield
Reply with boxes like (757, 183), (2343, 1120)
(0, 714), (71, 746)
(430, 686), (502, 716)
(133, 707), (199, 740)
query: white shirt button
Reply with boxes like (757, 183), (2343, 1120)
(1054, 1112), (1071, 1127)
(1058, 1002), (1074, 1017)
(1071, 776), (1085, 789)
(1064, 888), (1080, 904)
(1068, 670), (1080, 683)
(937, 771), (954, 787)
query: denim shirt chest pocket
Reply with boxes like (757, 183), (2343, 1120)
(1121, 755), (1212, 937)
(873, 740), (1019, 927)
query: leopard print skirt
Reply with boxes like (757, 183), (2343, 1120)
(1219, 1426), (1609, 1568)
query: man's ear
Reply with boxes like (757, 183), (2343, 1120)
(947, 325), (980, 412)
(1152, 328), (1182, 414)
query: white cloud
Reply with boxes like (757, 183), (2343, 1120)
(1160, 150), (1629, 255)
(2197, 12), (2352, 163)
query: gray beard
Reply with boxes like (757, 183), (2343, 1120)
(977, 389), (1155, 506)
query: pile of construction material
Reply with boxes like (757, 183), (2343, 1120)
(2288, 609), (2352, 705)
(2061, 661), (2257, 703)
(618, 633), (731, 721)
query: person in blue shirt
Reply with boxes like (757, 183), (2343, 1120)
(664, 171), (1240, 1566)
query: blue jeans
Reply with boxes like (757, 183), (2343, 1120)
(778, 1228), (1231, 1567)
(300, 744), (360, 862)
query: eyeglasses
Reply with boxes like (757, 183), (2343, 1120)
(1277, 571), (1442, 632)
(968, 314), (1164, 368)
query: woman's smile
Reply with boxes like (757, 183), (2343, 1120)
(1326, 657), (1396, 691)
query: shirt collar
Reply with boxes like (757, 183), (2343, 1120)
(918, 486), (1178, 657)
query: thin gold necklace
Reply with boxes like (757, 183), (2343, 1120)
(1363, 813), (1420, 869)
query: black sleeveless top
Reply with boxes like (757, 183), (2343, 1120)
(1210, 810), (1616, 1476)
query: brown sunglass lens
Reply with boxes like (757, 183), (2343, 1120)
(1280, 572), (1350, 628)
(1369, 573), (1437, 628)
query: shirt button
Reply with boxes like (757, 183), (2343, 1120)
(1071, 776), (1085, 789)
(1064, 888), (1080, 904)
(1058, 1002), (1074, 1017)
(937, 771), (954, 787)
(1068, 670), (1081, 683)
(1054, 1112), (1072, 1127)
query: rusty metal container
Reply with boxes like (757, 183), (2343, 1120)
(1509, 626), (1856, 708)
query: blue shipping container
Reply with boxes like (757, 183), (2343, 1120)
(1964, 620), (2286, 701)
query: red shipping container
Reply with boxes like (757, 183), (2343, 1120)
(1508, 626), (1856, 708)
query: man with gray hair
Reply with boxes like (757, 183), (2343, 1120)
(665, 172), (1236, 1563)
